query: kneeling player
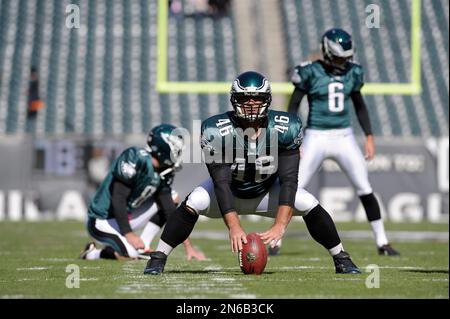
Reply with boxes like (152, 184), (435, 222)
(80, 124), (205, 261)
(144, 72), (360, 275)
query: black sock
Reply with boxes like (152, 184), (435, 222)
(360, 193), (381, 222)
(303, 205), (341, 250)
(160, 203), (199, 248)
(100, 246), (117, 259)
(150, 210), (167, 228)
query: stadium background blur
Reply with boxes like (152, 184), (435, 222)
(0, 0), (448, 224)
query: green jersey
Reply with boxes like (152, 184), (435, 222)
(291, 60), (364, 130)
(88, 147), (162, 219)
(201, 110), (303, 199)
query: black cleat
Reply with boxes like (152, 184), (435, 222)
(333, 251), (361, 274)
(378, 244), (400, 256)
(268, 245), (281, 256)
(79, 242), (96, 259)
(144, 251), (167, 275)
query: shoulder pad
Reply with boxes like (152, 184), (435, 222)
(113, 147), (141, 183)
(300, 60), (313, 67)
(201, 112), (232, 131)
(201, 112), (234, 155)
(268, 111), (303, 150)
(348, 62), (364, 91)
(349, 62), (363, 73)
(291, 62), (313, 89)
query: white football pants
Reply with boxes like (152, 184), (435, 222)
(185, 178), (319, 218)
(297, 128), (372, 196)
(88, 190), (178, 258)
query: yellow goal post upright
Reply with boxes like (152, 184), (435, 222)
(156, 0), (422, 95)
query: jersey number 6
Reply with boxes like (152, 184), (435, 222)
(328, 82), (344, 112)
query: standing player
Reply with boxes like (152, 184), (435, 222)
(144, 71), (361, 275)
(80, 124), (205, 261)
(287, 28), (399, 256)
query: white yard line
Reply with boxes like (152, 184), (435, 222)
(279, 265), (448, 271)
(117, 262), (255, 298)
(39, 258), (73, 262)
(16, 266), (52, 271)
(190, 230), (449, 242)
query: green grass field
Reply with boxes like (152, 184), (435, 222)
(0, 220), (448, 299)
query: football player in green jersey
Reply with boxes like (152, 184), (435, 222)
(80, 124), (205, 261)
(287, 28), (399, 256)
(144, 71), (360, 275)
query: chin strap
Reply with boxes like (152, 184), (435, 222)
(159, 160), (182, 180)
(159, 167), (173, 179)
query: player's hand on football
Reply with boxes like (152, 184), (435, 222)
(365, 135), (375, 160)
(124, 232), (145, 250)
(229, 225), (247, 253)
(259, 224), (285, 248)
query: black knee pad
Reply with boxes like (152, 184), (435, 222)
(160, 203), (199, 248)
(303, 205), (341, 250)
(360, 193), (381, 222)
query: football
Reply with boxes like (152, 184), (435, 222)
(238, 232), (268, 275)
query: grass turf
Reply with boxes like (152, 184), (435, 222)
(0, 220), (447, 299)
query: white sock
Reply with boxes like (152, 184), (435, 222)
(370, 219), (389, 247)
(140, 222), (161, 250)
(328, 243), (344, 256)
(86, 248), (102, 260)
(156, 240), (174, 256)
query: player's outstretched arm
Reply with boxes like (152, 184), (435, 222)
(287, 87), (306, 114)
(206, 162), (246, 253)
(259, 148), (300, 246)
(182, 238), (206, 261)
(351, 91), (375, 160)
(111, 180), (144, 250)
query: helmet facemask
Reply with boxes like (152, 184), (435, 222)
(230, 71), (272, 122)
(160, 132), (184, 171)
(147, 125), (185, 177)
(231, 93), (271, 122)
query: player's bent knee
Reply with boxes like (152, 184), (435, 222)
(294, 188), (319, 215)
(185, 187), (210, 215)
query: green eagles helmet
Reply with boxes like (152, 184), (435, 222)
(321, 28), (354, 73)
(230, 71), (272, 122)
(147, 124), (185, 173)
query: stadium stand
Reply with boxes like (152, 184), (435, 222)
(0, 0), (238, 135)
(0, 0), (447, 137)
